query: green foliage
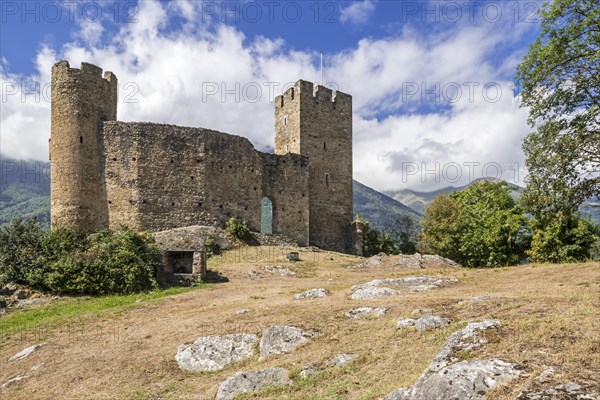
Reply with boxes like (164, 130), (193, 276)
(516, 0), (599, 219)
(0, 219), (47, 286)
(225, 217), (253, 240)
(0, 220), (160, 295)
(388, 215), (419, 254)
(361, 221), (397, 257)
(203, 235), (220, 257)
(528, 212), (600, 263)
(423, 182), (531, 267)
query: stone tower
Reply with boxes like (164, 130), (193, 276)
(274, 81), (353, 252)
(49, 61), (118, 231)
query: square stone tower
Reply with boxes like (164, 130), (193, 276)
(274, 81), (353, 252)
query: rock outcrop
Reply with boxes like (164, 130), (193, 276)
(345, 307), (389, 319)
(215, 368), (292, 400)
(349, 276), (458, 300)
(293, 288), (330, 300)
(175, 334), (258, 372)
(259, 325), (318, 359)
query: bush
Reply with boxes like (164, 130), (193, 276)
(225, 217), (253, 240)
(527, 213), (599, 263)
(0, 220), (160, 295)
(203, 236), (220, 257)
(362, 221), (397, 257)
(423, 182), (531, 267)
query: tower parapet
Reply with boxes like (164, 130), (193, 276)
(50, 61), (118, 231)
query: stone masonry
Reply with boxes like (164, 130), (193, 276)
(49, 61), (354, 253)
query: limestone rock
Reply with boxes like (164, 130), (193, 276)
(215, 367), (292, 400)
(414, 316), (451, 331)
(349, 276), (457, 300)
(392, 254), (423, 269)
(345, 307), (389, 319)
(293, 288), (330, 300)
(396, 318), (416, 329)
(387, 359), (521, 400)
(9, 343), (45, 361)
(385, 320), (519, 400)
(349, 286), (400, 300)
(1, 363), (44, 388)
(422, 254), (459, 267)
(236, 309), (250, 315)
(259, 325), (318, 359)
(323, 353), (358, 368)
(175, 333), (258, 372)
(427, 319), (501, 373)
(263, 265), (296, 276)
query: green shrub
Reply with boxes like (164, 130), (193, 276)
(225, 217), (253, 240)
(0, 219), (46, 286)
(0, 220), (160, 295)
(203, 235), (220, 257)
(362, 221), (397, 257)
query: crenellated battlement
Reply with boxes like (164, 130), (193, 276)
(275, 79), (352, 111)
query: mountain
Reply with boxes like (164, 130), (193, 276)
(0, 158), (51, 227)
(0, 158), (420, 234)
(352, 180), (422, 232)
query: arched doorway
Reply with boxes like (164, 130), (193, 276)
(261, 197), (273, 234)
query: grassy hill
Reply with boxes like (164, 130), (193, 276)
(0, 246), (598, 399)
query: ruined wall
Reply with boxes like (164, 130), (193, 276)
(274, 80), (353, 252)
(102, 122), (309, 245)
(50, 61), (117, 231)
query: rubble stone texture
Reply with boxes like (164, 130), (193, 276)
(50, 62), (354, 253)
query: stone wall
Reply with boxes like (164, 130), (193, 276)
(50, 61), (117, 231)
(102, 122), (310, 245)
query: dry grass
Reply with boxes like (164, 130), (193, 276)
(0, 246), (598, 400)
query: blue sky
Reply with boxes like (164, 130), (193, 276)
(0, 0), (543, 193)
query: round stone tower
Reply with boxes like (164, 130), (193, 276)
(49, 61), (118, 231)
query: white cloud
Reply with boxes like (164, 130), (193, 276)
(340, 0), (376, 25)
(1, 0), (534, 193)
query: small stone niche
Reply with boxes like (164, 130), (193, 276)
(286, 252), (300, 262)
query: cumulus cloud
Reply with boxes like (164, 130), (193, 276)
(0, 0), (534, 192)
(340, 0), (377, 25)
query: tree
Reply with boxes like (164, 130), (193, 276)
(516, 0), (599, 218)
(422, 182), (531, 267)
(361, 221), (397, 257)
(389, 215), (419, 254)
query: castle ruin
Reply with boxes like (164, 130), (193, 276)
(49, 61), (354, 253)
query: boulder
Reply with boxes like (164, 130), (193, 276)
(422, 254), (459, 267)
(414, 316), (451, 331)
(386, 359), (521, 400)
(175, 333), (257, 372)
(349, 276), (457, 300)
(215, 367), (292, 400)
(9, 343), (45, 361)
(345, 307), (389, 319)
(293, 288), (330, 300)
(259, 325), (318, 359)
(385, 320), (515, 400)
(0, 282), (17, 296)
(349, 286), (400, 300)
(323, 353), (358, 368)
(396, 318), (416, 329)
(392, 254), (423, 269)
(14, 289), (31, 300)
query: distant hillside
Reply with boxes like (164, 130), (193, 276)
(0, 158), (51, 227)
(0, 159), (421, 234)
(353, 180), (422, 232)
